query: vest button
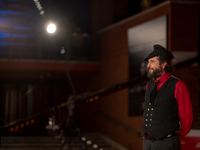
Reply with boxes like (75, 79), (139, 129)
(150, 124), (151, 126)
(150, 114), (152, 116)
(146, 119), (148, 121)
(145, 124), (147, 126)
(147, 108), (150, 111)
(149, 103), (151, 105)
(151, 108), (153, 110)
(146, 114), (149, 116)
(150, 119), (152, 121)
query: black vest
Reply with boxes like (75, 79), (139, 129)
(141, 76), (180, 140)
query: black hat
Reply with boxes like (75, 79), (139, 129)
(145, 44), (174, 61)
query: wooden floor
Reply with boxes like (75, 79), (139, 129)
(0, 133), (122, 150)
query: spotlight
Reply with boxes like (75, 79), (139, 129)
(93, 144), (98, 148)
(40, 10), (44, 15)
(94, 96), (99, 100)
(31, 119), (35, 124)
(89, 97), (93, 102)
(26, 121), (30, 126)
(15, 125), (19, 130)
(60, 47), (65, 54)
(81, 137), (86, 141)
(20, 123), (24, 128)
(10, 127), (14, 132)
(47, 24), (56, 33)
(36, 3), (41, 8)
(86, 140), (92, 145)
(38, 6), (42, 10)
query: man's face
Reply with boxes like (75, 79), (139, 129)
(147, 56), (165, 79)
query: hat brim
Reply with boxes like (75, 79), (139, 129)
(144, 51), (160, 61)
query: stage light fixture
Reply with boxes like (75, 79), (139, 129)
(26, 121), (30, 126)
(15, 125), (19, 130)
(89, 97), (93, 102)
(81, 137), (86, 141)
(94, 96), (99, 100)
(20, 123), (24, 128)
(93, 144), (98, 148)
(10, 127), (14, 132)
(47, 24), (56, 33)
(38, 6), (42, 10)
(35, 1), (39, 5)
(40, 11), (44, 15)
(33, 0), (44, 15)
(31, 119), (35, 124)
(86, 140), (92, 145)
(37, 4), (41, 8)
(60, 47), (65, 54)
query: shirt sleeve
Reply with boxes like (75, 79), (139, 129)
(175, 80), (193, 137)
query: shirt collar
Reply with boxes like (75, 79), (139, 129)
(153, 73), (171, 84)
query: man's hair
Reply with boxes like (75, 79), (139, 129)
(157, 56), (175, 73)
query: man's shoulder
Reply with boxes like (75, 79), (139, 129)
(147, 79), (153, 85)
(170, 76), (188, 88)
(170, 76), (180, 82)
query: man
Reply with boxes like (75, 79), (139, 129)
(141, 44), (193, 150)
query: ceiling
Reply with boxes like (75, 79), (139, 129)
(0, 0), (92, 60)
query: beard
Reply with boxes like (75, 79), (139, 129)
(147, 66), (163, 79)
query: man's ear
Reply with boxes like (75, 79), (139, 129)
(162, 61), (167, 69)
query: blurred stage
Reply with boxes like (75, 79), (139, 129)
(181, 129), (200, 150)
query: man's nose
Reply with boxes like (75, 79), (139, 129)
(147, 63), (150, 68)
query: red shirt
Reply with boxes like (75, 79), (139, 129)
(147, 73), (193, 137)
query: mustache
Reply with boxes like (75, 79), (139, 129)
(148, 68), (154, 71)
